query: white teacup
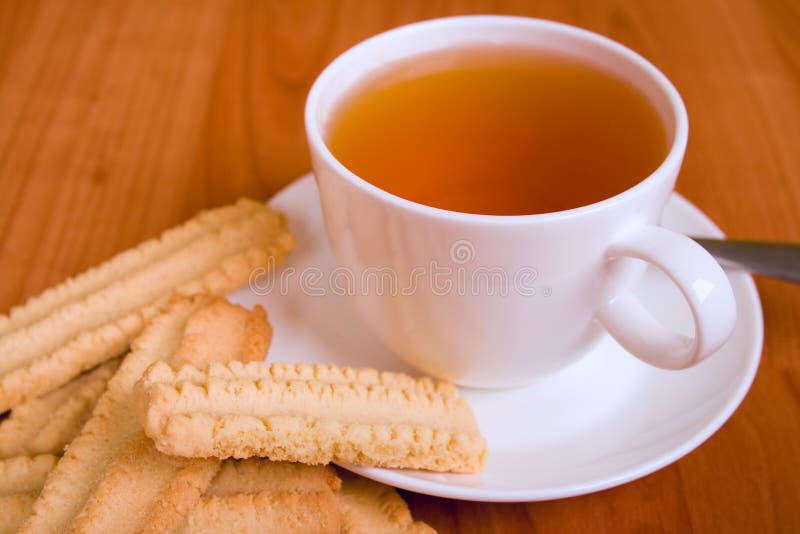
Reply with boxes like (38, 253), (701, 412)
(305, 16), (736, 388)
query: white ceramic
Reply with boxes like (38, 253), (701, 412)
(305, 16), (737, 387)
(229, 174), (763, 502)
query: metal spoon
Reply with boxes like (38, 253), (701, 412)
(693, 238), (800, 283)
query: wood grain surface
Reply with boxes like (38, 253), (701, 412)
(0, 1), (798, 532)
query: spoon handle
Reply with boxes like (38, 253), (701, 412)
(693, 238), (800, 283)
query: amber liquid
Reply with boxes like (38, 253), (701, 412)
(327, 49), (668, 215)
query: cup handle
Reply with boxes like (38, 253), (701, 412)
(596, 225), (737, 369)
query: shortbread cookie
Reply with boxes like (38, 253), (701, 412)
(155, 459), (343, 534)
(0, 200), (262, 334)
(170, 299), (271, 368)
(178, 460), (432, 534)
(337, 470), (435, 534)
(184, 490), (340, 534)
(0, 454), (57, 496)
(137, 362), (487, 473)
(0, 198), (293, 411)
(20, 298), (208, 534)
(206, 458), (341, 497)
(20, 297), (271, 534)
(0, 359), (119, 458)
(138, 452), (221, 534)
(0, 454), (57, 533)
(71, 433), (220, 534)
(0, 494), (34, 534)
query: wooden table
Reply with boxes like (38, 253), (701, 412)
(1, 1), (797, 532)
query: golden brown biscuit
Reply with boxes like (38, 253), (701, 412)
(184, 490), (340, 534)
(167, 459), (342, 534)
(0, 454), (57, 495)
(0, 454), (57, 533)
(170, 300), (272, 368)
(0, 198), (293, 412)
(205, 458), (341, 497)
(0, 494), (35, 534)
(337, 469), (435, 534)
(0, 359), (119, 459)
(137, 361), (487, 473)
(138, 452), (221, 534)
(174, 460), (433, 534)
(20, 297), (272, 534)
(70, 433), (220, 534)
(0, 200), (262, 335)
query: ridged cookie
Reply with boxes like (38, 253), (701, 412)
(184, 490), (340, 534)
(20, 297), (272, 534)
(0, 359), (119, 458)
(137, 361), (487, 473)
(165, 459), (342, 534)
(70, 432), (220, 534)
(175, 459), (433, 534)
(0, 200), (262, 334)
(0, 454), (57, 495)
(205, 458), (341, 497)
(0, 198), (293, 411)
(0, 454), (57, 533)
(337, 469), (435, 534)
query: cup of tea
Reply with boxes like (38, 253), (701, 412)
(305, 16), (736, 388)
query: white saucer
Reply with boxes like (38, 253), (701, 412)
(228, 174), (763, 502)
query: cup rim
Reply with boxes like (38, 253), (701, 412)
(305, 15), (689, 223)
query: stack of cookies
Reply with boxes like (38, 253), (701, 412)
(0, 200), (487, 533)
